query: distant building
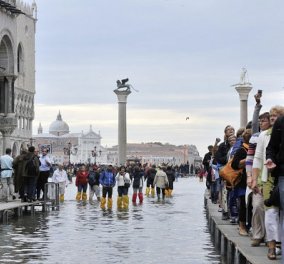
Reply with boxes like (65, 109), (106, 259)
(33, 112), (107, 165)
(0, 0), (37, 156)
(107, 143), (201, 166)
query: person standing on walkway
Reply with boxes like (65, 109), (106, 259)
(131, 165), (144, 204)
(246, 112), (270, 247)
(52, 164), (68, 202)
(13, 149), (28, 200)
(266, 113), (284, 262)
(88, 166), (101, 204)
(153, 165), (169, 201)
(37, 148), (52, 200)
(231, 129), (251, 236)
(99, 165), (116, 210)
(253, 106), (284, 260)
(75, 165), (89, 202)
(203, 145), (213, 190)
(215, 125), (235, 220)
(14, 146), (40, 202)
(0, 148), (15, 202)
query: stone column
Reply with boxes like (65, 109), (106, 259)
(0, 114), (17, 154)
(234, 84), (252, 128)
(114, 89), (131, 165)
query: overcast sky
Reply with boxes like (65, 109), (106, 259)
(29, 0), (284, 156)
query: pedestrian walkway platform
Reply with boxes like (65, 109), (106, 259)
(205, 191), (281, 264)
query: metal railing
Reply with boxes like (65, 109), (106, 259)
(43, 182), (60, 211)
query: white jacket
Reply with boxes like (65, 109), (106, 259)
(253, 128), (271, 182)
(52, 169), (68, 186)
(115, 172), (130, 187)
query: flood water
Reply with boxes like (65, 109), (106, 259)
(0, 177), (221, 264)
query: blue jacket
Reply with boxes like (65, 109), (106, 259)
(100, 170), (116, 187)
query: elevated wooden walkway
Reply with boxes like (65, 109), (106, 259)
(205, 191), (281, 264)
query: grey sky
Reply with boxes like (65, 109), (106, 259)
(30, 0), (284, 156)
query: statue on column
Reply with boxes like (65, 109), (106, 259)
(232, 67), (251, 86)
(116, 78), (138, 92)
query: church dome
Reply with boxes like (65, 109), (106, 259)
(49, 111), (69, 136)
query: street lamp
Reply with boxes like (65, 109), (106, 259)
(29, 137), (35, 147)
(92, 146), (97, 164)
(63, 142), (71, 165)
(92, 146), (102, 165)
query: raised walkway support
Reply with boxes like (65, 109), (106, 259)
(204, 190), (281, 264)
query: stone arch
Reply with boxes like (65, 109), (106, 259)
(0, 34), (14, 74)
(17, 42), (24, 74)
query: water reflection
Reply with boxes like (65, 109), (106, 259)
(0, 178), (220, 264)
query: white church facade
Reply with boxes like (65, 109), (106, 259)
(33, 112), (108, 165)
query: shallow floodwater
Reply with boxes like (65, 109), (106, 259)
(0, 177), (221, 264)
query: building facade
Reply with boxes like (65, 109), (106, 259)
(0, 0), (37, 156)
(33, 112), (107, 165)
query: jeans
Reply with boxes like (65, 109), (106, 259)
(77, 184), (88, 193)
(117, 186), (128, 197)
(21, 177), (36, 200)
(0, 177), (15, 201)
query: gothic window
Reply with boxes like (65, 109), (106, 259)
(17, 44), (24, 74)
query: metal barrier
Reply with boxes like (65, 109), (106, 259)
(43, 182), (60, 211)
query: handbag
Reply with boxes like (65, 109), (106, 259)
(219, 158), (243, 187)
(264, 185), (280, 207)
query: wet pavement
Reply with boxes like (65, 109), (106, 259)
(0, 177), (221, 264)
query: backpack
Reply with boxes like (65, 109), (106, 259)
(26, 157), (37, 176)
(88, 171), (96, 186)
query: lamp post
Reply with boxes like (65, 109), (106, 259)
(63, 142), (71, 165)
(92, 146), (97, 165)
(92, 147), (102, 165)
(29, 137), (35, 147)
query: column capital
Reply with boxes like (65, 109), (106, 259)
(0, 114), (17, 135)
(235, 85), (252, 100)
(114, 89), (131, 103)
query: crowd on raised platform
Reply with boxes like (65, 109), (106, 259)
(203, 91), (284, 261)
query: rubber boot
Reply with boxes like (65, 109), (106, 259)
(76, 192), (81, 201)
(132, 193), (137, 203)
(138, 192), (143, 203)
(123, 195), (129, 210)
(59, 194), (64, 202)
(151, 187), (155, 198)
(145, 187), (150, 197)
(117, 197), (123, 209)
(100, 197), (106, 209)
(82, 192), (87, 201)
(157, 194), (161, 201)
(107, 198), (113, 209)
(89, 198), (94, 205)
(89, 190), (94, 204)
(168, 189), (173, 197)
(165, 189), (169, 197)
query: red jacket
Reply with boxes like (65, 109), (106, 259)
(75, 171), (89, 186)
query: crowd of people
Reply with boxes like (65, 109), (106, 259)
(203, 91), (284, 261)
(73, 163), (176, 210)
(0, 147), (182, 210)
